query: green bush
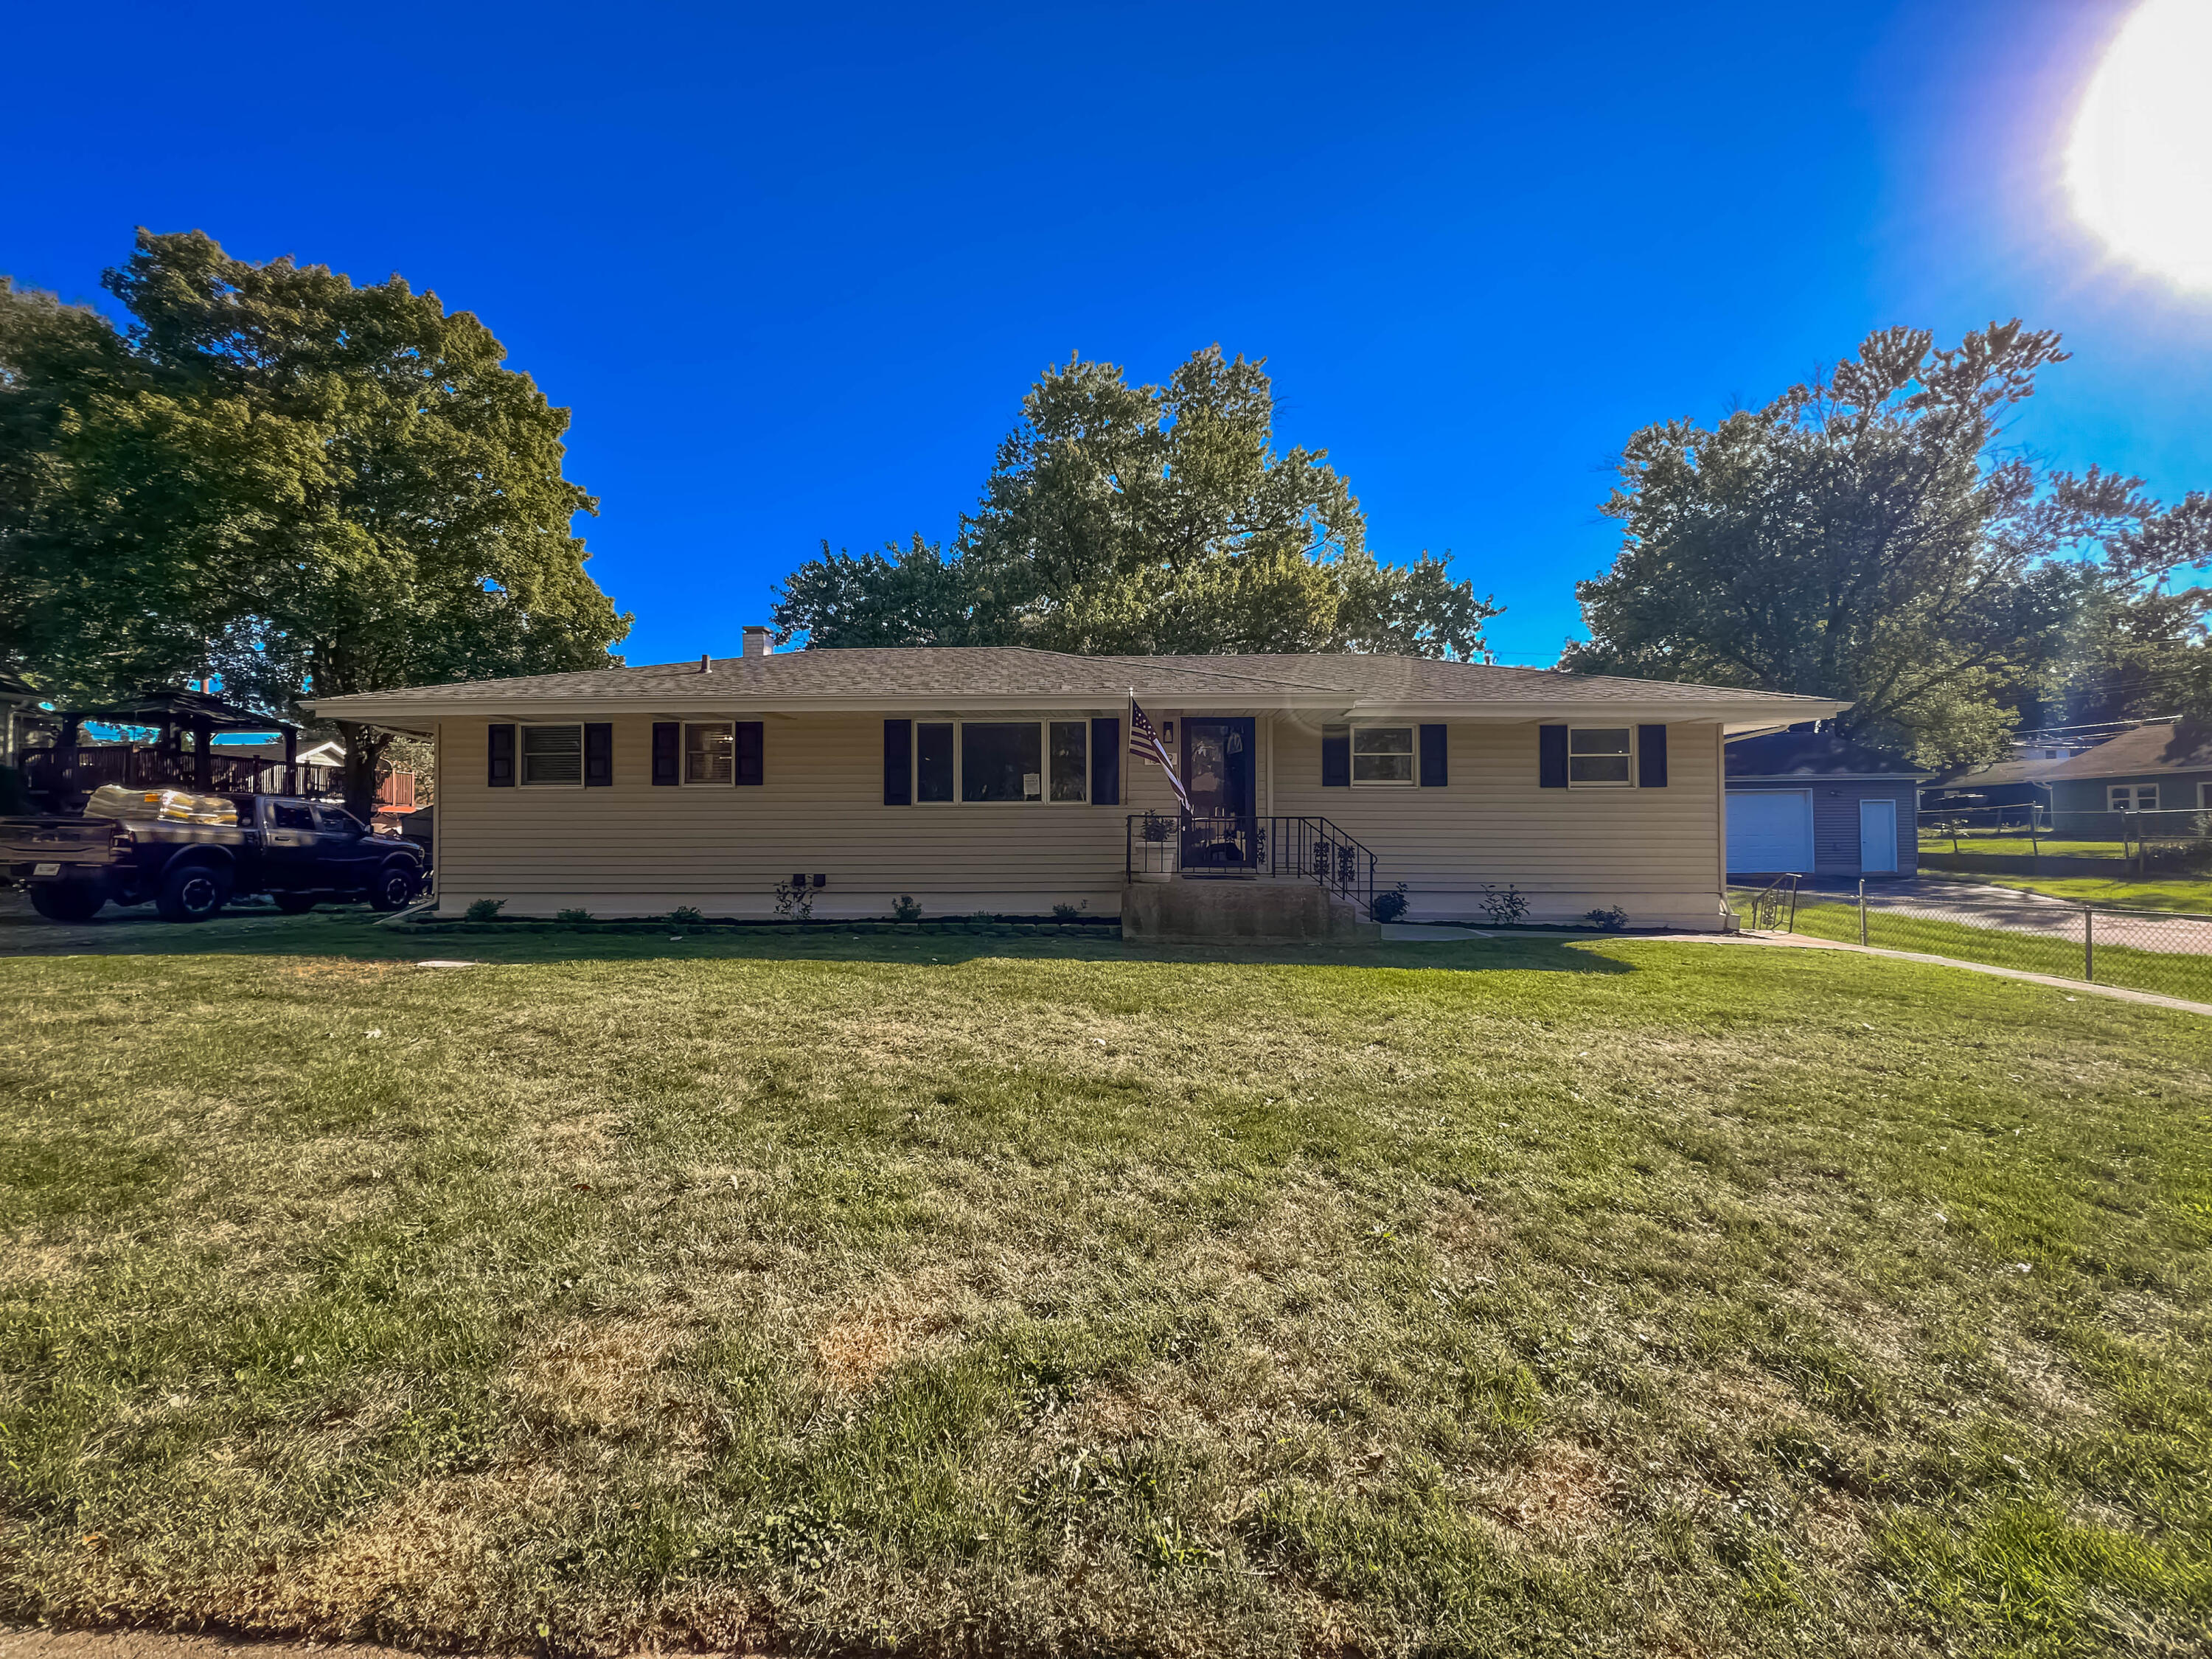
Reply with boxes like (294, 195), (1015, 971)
(891, 895), (923, 923)
(554, 907), (591, 924)
(462, 898), (507, 922)
(669, 905), (706, 925)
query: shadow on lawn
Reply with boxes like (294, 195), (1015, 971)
(0, 894), (1634, 975)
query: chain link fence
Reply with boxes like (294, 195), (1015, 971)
(1918, 801), (2212, 872)
(1731, 878), (2212, 1004)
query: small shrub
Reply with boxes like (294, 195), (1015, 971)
(554, 907), (592, 924)
(773, 880), (816, 923)
(1370, 883), (1409, 924)
(462, 898), (507, 922)
(669, 905), (705, 925)
(1480, 883), (1531, 927)
(891, 894), (923, 923)
(1582, 905), (1629, 932)
(1051, 900), (1088, 921)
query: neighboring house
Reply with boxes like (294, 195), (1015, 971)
(1725, 729), (1927, 880)
(2039, 722), (2212, 830)
(305, 641), (1843, 928)
(1920, 754), (2067, 817)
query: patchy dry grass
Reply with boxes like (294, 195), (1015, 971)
(1, 933), (2208, 1658)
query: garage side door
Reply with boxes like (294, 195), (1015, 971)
(1726, 790), (1813, 874)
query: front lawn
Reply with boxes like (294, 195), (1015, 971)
(2, 935), (2208, 1658)
(1757, 894), (2212, 1005)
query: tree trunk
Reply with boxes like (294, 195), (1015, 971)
(335, 720), (386, 821)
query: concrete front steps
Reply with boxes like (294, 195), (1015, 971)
(1121, 878), (1380, 945)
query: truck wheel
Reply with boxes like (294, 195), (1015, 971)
(273, 892), (318, 914)
(29, 882), (105, 923)
(156, 863), (230, 923)
(368, 863), (420, 912)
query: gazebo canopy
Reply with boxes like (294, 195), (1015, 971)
(61, 688), (296, 734)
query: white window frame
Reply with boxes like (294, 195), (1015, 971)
(518, 722), (585, 787)
(1349, 723), (1417, 787)
(2108, 783), (2158, 812)
(682, 720), (736, 787)
(911, 719), (1089, 806)
(1568, 725), (1635, 788)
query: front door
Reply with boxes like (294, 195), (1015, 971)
(1859, 797), (1899, 874)
(1180, 717), (1256, 869)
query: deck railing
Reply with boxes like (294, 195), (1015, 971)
(1126, 811), (1379, 916)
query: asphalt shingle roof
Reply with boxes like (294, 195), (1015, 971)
(1725, 729), (1923, 777)
(2039, 723), (2212, 782)
(308, 647), (1844, 715)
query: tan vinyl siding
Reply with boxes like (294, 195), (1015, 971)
(437, 714), (1149, 919)
(432, 713), (1731, 928)
(1268, 717), (1728, 926)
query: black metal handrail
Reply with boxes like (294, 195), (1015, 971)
(1126, 811), (1379, 916)
(1739, 872), (1802, 933)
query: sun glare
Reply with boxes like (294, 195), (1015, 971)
(2067, 0), (2212, 291)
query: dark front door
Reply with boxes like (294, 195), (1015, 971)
(1180, 717), (1256, 869)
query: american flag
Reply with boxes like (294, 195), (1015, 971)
(1128, 695), (1191, 813)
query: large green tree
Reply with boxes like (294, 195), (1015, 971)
(0, 232), (629, 811)
(1562, 323), (2212, 765)
(775, 347), (1497, 658)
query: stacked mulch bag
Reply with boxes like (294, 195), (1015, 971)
(84, 785), (239, 826)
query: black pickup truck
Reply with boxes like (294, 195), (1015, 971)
(0, 796), (428, 922)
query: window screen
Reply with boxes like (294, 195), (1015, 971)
(917, 723), (954, 802)
(1568, 727), (1632, 785)
(684, 722), (734, 785)
(1352, 726), (1414, 784)
(521, 724), (583, 785)
(1049, 721), (1088, 802)
(961, 723), (1043, 802)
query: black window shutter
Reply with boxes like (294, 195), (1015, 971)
(583, 723), (613, 787)
(1321, 725), (1350, 787)
(1091, 717), (1121, 804)
(883, 719), (911, 805)
(735, 721), (764, 786)
(651, 722), (679, 786)
(488, 723), (515, 787)
(1539, 724), (1568, 788)
(1638, 723), (1669, 787)
(1419, 723), (1447, 787)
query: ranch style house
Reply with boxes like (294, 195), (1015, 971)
(306, 639), (1846, 931)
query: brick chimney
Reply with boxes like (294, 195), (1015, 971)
(742, 625), (773, 658)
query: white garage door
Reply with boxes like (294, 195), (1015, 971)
(1727, 790), (1814, 874)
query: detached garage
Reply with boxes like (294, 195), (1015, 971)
(1726, 730), (1926, 879)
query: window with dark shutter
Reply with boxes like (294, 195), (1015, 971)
(735, 721), (764, 786)
(651, 722), (679, 786)
(584, 723), (613, 787)
(1321, 725), (1350, 787)
(488, 723), (516, 787)
(1637, 723), (1669, 787)
(883, 719), (912, 805)
(1091, 717), (1121, 804)
(1538, 724), (1568, 788)
(1419, 723), (1447, 787)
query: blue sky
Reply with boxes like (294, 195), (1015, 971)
(8, 0), (2206, 667)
